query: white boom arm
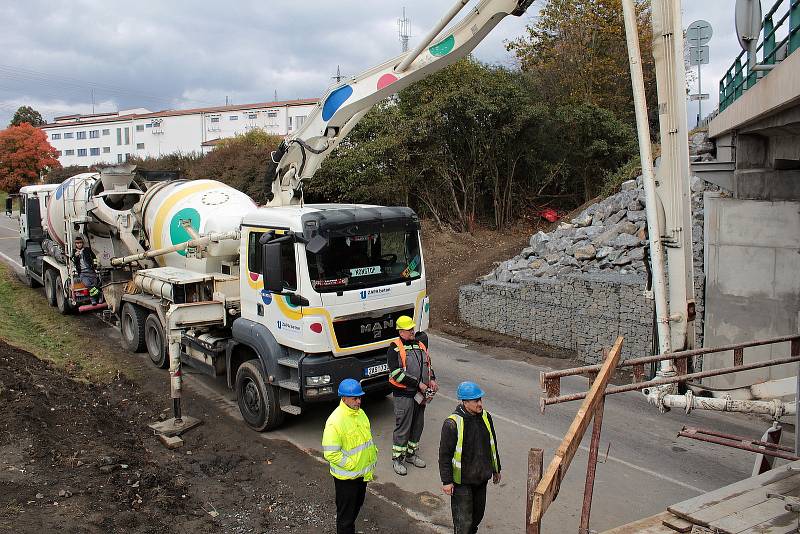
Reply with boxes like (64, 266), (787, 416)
(268, 0), (535, 207)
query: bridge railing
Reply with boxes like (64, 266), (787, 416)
(719, 0), (800, 112)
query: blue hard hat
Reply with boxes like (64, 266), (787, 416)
(338, 378), (365, 397)
(456, 381), (485, 401)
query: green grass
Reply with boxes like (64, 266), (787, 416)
(0, 263), (120, 383)
(0, 191), (7, 211)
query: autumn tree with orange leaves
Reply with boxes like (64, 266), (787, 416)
(0, 123), (61, 193)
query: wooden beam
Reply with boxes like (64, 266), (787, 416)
(527, 448), (544, 534)
(531, 336), (624, 523)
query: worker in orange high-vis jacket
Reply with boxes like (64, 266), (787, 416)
(387, 315), (437, 476)
(322, 379), (378, 534)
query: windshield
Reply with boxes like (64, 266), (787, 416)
(307, 230), (422, 292)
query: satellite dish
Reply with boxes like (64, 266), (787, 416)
(735, 0), (762, 51)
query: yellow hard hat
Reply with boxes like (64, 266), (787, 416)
(396, 315), (416, 331)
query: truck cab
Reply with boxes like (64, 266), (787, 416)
(229, 204), (429, 429)
(17, 184), (59, 287)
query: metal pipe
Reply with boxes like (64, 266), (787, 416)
(793, 340), (800, 456)
(579, 398), (605, 534)
(650, 391), (796, 418)
(621, 0), (672, 362)
(687, 426), (794, 453)
(541, 334), (800, 383)
(110, 230), (239, 266)
(395, 0), (469, 73)
(541, 354), (800, 409)
(678, 429), (800, 462)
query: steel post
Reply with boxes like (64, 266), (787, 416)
(679, 428), (800, 462)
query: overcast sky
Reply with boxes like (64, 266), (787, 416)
(0, 1), (738, 129)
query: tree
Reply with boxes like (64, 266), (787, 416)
(507, 0), (657, 129)
(0, 123), (61, 193)
(10, 106), (46, 127)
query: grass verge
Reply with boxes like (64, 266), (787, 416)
(0, 262), (120, 382)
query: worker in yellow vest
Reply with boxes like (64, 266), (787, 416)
(322, 378), (378, 534)
(387, 315), (437, 476)
(439, 381), (501, 534)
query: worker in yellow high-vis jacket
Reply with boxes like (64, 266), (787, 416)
(439, 381), (501, 534)
(322, 378), (378, 534)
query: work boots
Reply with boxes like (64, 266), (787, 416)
(392, 457), (408, 476)
(405, 453), (426, 468)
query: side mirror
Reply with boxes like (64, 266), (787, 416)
(261, 241), (284, 293)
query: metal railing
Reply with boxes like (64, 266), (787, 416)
(719, 0), (800, 112)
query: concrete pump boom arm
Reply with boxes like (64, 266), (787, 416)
(267, 0), (536, 207)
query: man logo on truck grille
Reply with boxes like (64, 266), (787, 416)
(361, 319), (394, 339)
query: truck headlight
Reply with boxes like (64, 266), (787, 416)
(306, 375), (331, 386)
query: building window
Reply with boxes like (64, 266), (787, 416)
(210, 116), (220, 123)
(116, 128), (122, 145)
(288, 116), (292, 130)
(247, 113), (257, 120)
(136, 124), (144, 131)
(136, 143), (145, 150)
(90, 148), (100, 156)
(65, 149), (75, 156)
(103, 147), (111, 153)
(145, 123), (152, 128)
(124, 128), (130, 145)
(89, 130), (99, 138)
(77, 149), (87, 157)
(117, 154), (123, 163)
(64, 132), (74, 139)
(102, 129), (110, 135)
(51, 133), (61, 140)
(267, 112), (277, 118)
(229, 115), (238, 121)
(125, 153), (131, 161)
(295, 116), (306, 128)
(76, 131), (87, 140)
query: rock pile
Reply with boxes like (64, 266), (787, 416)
(486, 175), (716, 284)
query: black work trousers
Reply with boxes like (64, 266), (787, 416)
(333, 476), (367, 534)
(451, 481), (488, 534)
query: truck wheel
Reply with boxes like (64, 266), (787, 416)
(43, 270), (56, 307)
(144, 314), (168, 369)
(235, 360), (284, 431)
(120, 303), (147, 353)
(55, 275), (74, 315)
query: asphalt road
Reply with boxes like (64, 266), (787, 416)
(0, 213), (789, 532)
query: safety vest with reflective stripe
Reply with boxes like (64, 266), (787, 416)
(388, 338), (430, 389)
(322, 400), (378, 481)
(448, 411), (499, 485)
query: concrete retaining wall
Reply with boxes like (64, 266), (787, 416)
(459, 272), (654, 363)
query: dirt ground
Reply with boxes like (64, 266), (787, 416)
(0, 334), (429, 534)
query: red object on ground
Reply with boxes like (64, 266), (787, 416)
(540, 208), (560, 222)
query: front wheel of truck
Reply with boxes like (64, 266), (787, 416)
(235, 360), (284, 431)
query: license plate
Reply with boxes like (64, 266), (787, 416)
(364, 363), (389, 377)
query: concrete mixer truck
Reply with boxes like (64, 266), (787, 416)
(18, 0), (536, 431)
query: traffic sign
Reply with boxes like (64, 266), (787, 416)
(689, 46), (710, 65)
(687, 20), (713, 46)
(689, 93), (710, 101)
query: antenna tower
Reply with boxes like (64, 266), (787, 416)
(398, 8), (410, 52)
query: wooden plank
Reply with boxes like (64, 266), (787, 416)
(531, 336), (623, 523)
(526, 448), (544, 534)
(600, 512), (676, 534)
(709, 497), (793, 533)
(669, 461), (800, 517)
(683, 473), (800, 526)
(740, 512), (800, 534)
(661, 514), (694, 533)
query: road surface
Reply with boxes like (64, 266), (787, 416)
(0, 212), (788, 532)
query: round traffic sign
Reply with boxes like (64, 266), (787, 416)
(687, 20), (713, 46)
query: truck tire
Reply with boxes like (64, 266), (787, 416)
(144, 314), (168, 369)
(43, 270), (56, 307)
(55, 275), (74, 315)
(120, 303), (147, 353)
(235, 360), (284, 431)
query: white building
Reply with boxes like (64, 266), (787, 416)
(41, 99), (318, 167)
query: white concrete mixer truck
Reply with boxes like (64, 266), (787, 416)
(19, 0), (536, 431)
